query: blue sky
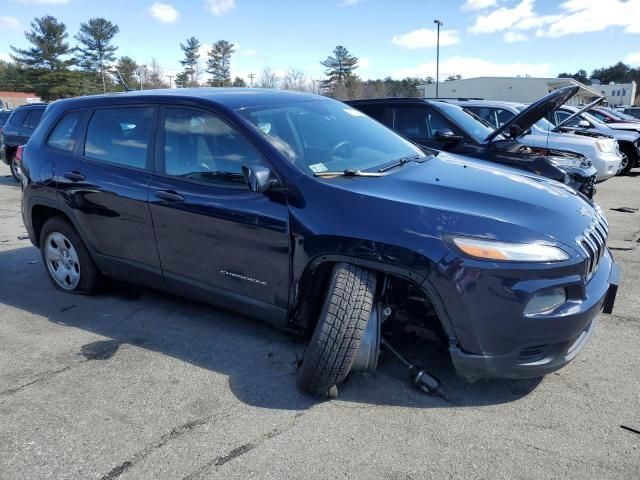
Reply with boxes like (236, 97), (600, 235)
(1, 0), (640, 84)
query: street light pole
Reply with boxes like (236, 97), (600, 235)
(434, 19), (443, 98)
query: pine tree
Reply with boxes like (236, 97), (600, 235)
(179, 36), (201, 86)
(206, 40), (235, 87)
(10, 15), (74, 71)
(75, 18), (120, 93)
(231, 76), (246, 87)
(114, 56), (138, 90)
(320, 46), (358, 92)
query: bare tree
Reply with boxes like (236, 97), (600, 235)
(258, 67), (280, 89)
(282, 68), (307, 92)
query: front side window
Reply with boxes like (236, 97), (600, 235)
(47, 111), (84, 152)
(236, 100), (424, 175)
(84, 107), (153, 169)
(435, 102), (498, 142)
(163, 107), (265, 186)
(466, 107), (497, 127)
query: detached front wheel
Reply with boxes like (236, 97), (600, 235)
(297, 263), (377, 397)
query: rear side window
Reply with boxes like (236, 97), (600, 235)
(47, 111), (84, 152)
(9, 110), (27, 127)
(355, 105), (389, 125)
(23, 109), (44, 129)
(84, 107), (153, 169)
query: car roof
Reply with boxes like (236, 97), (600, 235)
(445, 99), (524, 109)
(49, 88), (327, 111)
(347, 97), (430, 105)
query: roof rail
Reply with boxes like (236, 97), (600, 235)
(423, 97), (484, 101)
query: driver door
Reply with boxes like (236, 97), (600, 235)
(148, 105), (291, 324)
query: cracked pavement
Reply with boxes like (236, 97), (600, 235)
(0, 163), (639, 479)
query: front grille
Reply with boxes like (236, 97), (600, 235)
(575, 206), (608, 280)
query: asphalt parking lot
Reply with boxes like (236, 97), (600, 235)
(0, 162), (639, 480)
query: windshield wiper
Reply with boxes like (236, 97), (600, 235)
(313, 169), (383, 177)
(378, 154), (428, 173)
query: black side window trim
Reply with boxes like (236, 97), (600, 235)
(154, 104), (278, 190)
(76, 104), (159, 173)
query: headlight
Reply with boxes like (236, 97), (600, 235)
(595, 139), (615, 153)
(452, 237), (570, 262)
(547, 156), (582, 168)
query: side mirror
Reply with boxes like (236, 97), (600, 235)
(242, 165), (280, 193)
(433, 129), (464, 143)
(578, 120), (591, 128)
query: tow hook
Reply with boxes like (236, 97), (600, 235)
(381, 338), (445, 399)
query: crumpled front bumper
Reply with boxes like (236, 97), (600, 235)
(427, 249), (619, 383)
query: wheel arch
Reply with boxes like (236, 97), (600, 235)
(288, 253), (449, 337)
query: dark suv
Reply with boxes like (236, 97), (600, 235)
(347, 87), (598, 198)
(0, 103), (47, 182)
(20, 89), (618, 397)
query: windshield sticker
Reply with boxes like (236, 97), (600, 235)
(343, 108), (366, 117)
(309, 163), (328, 173)
(258, 122), (272, 134)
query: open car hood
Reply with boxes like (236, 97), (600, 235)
(485, 86), (580, 143)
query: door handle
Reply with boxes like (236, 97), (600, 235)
(154, 190), (185, 203)
(63, 171), (85, 182)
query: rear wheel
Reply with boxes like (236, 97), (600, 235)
(40, 217), (101, 294)
(297, 263), (377, 397)
(9, 152), (20, 183)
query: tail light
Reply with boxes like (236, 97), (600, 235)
(16, 145), (24, 163)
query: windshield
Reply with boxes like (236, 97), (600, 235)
(236, 100), (425, 175)
(432, 101), (499, 142)
(513, 105), (557, 132)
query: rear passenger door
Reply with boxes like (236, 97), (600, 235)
(53, 105), (162, 286)
(148, 106), (291, 322)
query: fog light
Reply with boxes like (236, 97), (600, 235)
(525, 288), (566, 315)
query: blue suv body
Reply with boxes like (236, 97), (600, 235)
(20, 89), (619, 394)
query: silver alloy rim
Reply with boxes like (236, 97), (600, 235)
(620, 153), (628, 172)
(44, 232), (81, 290)
(10, 156), (19, 178)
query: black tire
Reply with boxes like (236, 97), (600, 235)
(618, 145), (636, 175)
(39, 216), (101, 294)
(297, 263), (377, 397)
(9, 152), (20, 183)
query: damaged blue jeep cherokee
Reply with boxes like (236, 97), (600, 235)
(20, 89), (619, 397)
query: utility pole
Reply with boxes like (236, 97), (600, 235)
(249, 73), (256, 87)
(167, 75), (173, 88)
(434, 19), (443, 98)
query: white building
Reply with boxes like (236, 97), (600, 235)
(419, 77), (602, 105)
(591, 81), (637, 107)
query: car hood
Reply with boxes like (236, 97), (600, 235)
(606, 122), (640, 133)
(333, 152), (597, 251)
(486, 86), (579, 143)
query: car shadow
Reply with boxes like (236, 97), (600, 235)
(0, 245), (541, 410)
(0, 174), (19, 187)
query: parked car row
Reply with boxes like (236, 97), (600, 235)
(0, 103), (47, 182)
(347, 87), (602, 197)
(15, 88), (619, 398)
